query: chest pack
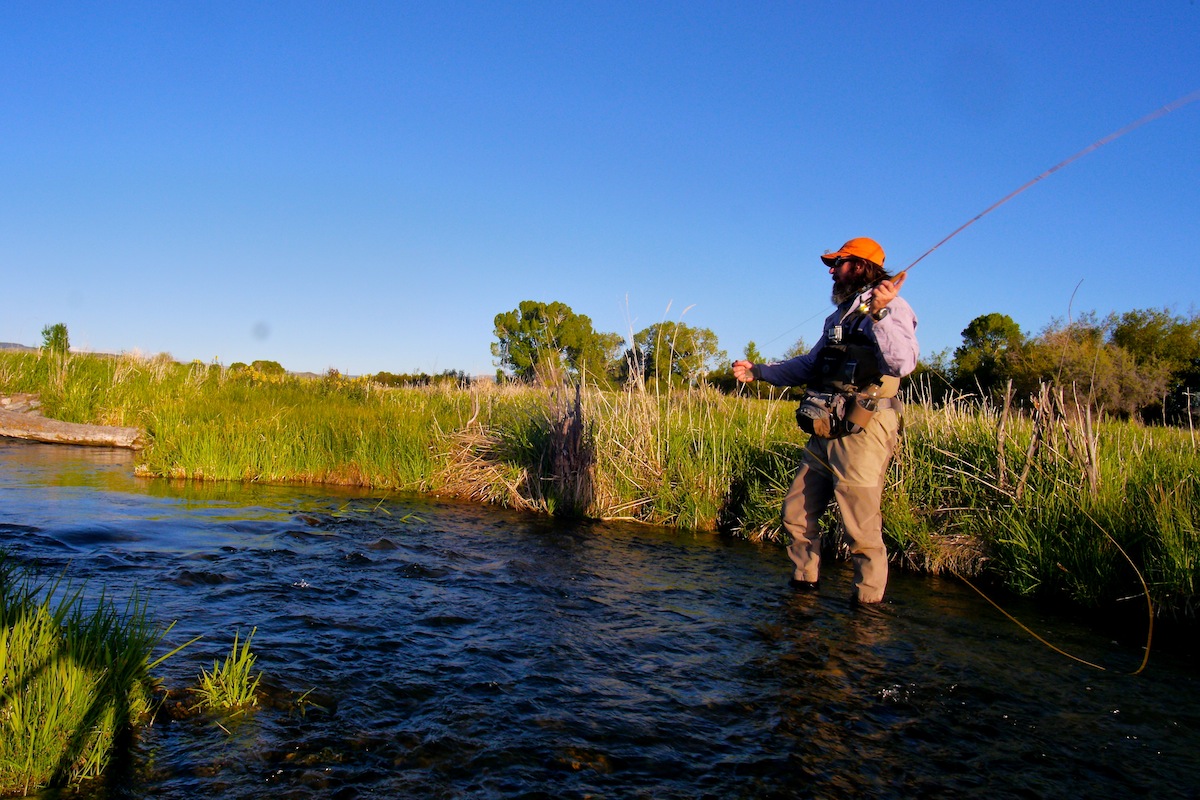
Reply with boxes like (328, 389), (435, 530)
(795, 313), (899, 439)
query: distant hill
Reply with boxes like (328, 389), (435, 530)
(0, 342), (35, 352)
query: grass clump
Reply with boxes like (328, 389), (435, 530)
(0, 560), (170, 796)
(191, 628), (262, 713)
(584, 384), (802, 532)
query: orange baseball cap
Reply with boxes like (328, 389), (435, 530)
(820, 237), (885, 267)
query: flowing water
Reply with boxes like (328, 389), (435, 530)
(1, 438), (1197, 799)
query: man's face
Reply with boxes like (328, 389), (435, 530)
(829, 256), (866, 287)
(829, 256), (869, 303)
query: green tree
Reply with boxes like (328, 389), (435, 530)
(632, 321), (726, 385)
(1108, 308), (1200, 371)
(373, 369), (471, 388)
(1005, 315), (1168, 418)
(250, 360), (286, 375)
(781, 337), (809, 361)
(951, 312), (1024, 397)
(492, 300), (624, 384)
(1108, 308), (1200, 422)
(743, 341), (764, 363)
(590, 331), (627, 384)
(40, 323), (70, 355)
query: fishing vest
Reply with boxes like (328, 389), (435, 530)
(796, 308), (899, 438)
(813, 309), (886, 393)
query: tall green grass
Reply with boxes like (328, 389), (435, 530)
(584, 383), (803, 532)
(439, 381), (808, 532)
(1, 351), (471, 489)
(0, 560), (168, 795)
(889, 393), (1200, 616)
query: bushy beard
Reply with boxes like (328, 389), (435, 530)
(831, 277), (870, 306)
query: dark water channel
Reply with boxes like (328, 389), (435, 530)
(2, 439), (1198, 799)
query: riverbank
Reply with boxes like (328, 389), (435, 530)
(1, 349), (1196, 619)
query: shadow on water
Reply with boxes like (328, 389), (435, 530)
(2, 438), (1198, 799)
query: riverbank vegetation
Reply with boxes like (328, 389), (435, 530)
(1, 346), (1197, 622)
(0, 561), (165, 795)
(2, 337), (1198, 793)
(0, 557), (278, 795)
(919, 307), (1200, 425)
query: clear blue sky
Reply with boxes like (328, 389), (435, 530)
(3, 1), (1198, 376)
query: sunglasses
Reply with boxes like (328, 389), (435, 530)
(832, 256), (860, 269)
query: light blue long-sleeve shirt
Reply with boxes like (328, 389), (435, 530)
(756, 296), (919, 387)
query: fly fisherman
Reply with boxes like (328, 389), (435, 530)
(732, 237), (918, 604)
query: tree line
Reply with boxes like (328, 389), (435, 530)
(491, 299), (1200, 425)
(372, 369), (472, 388)
(35, 300), (1200, 425)
(921, 308), (1200, 424)
(490, 299), (729, 387)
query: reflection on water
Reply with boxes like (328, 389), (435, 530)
(2, 438), (1197, 799)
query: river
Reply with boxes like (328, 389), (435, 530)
(1, 438), (1197, 799)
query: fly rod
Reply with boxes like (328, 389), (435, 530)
(862, 91), (1200, 671)
(759, 89), (1200, 345)
(851, 87), (1200, 315)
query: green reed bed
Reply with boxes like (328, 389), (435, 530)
(138, 370), (474, 489)
(893, 396), (1200, 617)
(582, 384), (803, 532)
(0, 560), (168, 796)
(0, 351), (473, 491)
(139, 384), (448, 488)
